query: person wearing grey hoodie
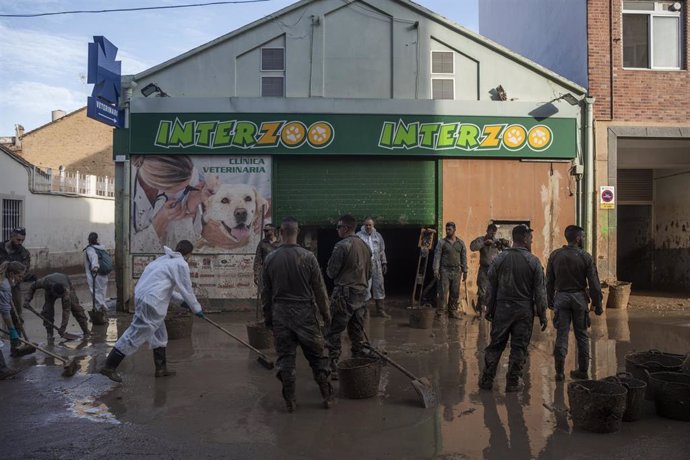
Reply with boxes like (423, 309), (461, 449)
(84, 232), (109, 314)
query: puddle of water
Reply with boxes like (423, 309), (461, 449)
(70, 396), (120, 424)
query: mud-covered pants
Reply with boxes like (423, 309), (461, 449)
(438, 268), (460, 314)
(483, 301), (534, 383)
(326, 287), (367, 361)
(553, 291), (589, 371)
(273, 301), (329, 377)
(42, 290), (88, 333)
(476, 265), (490, 310)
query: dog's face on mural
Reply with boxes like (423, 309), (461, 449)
(203, 184), (266, 242)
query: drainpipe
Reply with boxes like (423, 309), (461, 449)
(584, 96), (595, 254)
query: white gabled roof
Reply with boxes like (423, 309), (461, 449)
(133, 0), (585, 95)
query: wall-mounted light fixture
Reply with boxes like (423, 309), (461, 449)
(141, 83), (169, 97)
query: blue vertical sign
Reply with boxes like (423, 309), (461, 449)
(87, 36), (124, 128)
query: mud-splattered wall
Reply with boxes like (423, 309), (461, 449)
(442, 159), (576, 293)
(653, 169), (690, 291)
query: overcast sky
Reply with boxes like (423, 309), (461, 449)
(0, 0), (478, 135)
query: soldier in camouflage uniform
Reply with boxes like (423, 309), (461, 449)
(325, 214), (372, 380)
(433, 222), (468, 319)
(253, 223), (279, 286)
(479, 225), (548, 392)
(470, 224), (509, 314)
(24, 273), (90, 338)
(546, 225), (602, 381)
(0, 227), (33, 335)
(262, 217), (332, 412)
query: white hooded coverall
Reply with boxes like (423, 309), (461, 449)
(114, 246), (202, 356)
(84, 244), (109, 312)
(356, 226), (387, 301)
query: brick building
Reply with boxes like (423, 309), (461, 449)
(481, 0), (690, 291)
(2, 107), (114, 177)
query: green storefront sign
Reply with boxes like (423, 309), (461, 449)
(129, 113), (577, 158)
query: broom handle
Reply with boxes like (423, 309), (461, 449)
(0, 327), (67, 364)
(202, 316), (268, 357)
(363, 344), (418, 380)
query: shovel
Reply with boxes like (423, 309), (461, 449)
(363, 343), (437, 408)
(0, 327), (78, 377)
(24, 304), (81, 341)
(201, 315), (274, 370)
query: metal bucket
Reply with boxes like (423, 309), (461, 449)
(408, 307), (435, 329)
(164, 313), (193, 340)
(625, 350), (684, 400)
(568, 380), (628, 433)
(603, 372), (647, 422)
(337, 358), (381, 399)
(648, 372), (690, 422)
(606, 282), (631, 309)
(246, 321), (274, 350)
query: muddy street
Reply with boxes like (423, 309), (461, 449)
(2, 290), (690, 459)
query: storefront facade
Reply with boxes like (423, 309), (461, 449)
(113, 0), (586, 309)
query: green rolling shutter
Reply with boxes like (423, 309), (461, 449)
(275, 158), (437, 225)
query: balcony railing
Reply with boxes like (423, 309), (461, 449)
(30, 167), (114, 198)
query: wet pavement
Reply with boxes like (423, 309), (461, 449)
(2, 287), (690, 459)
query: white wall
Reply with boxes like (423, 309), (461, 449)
(0, 152), (115, 272)
(479, 0), (588, 88)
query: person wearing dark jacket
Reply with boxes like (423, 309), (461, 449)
(24, 273), (90, 339)
(262, 217), (332, 412)
(325, 214), (372, 380)
(479, 225), (548, 392)
(0, 227), (33, 326)
(546, 225), (603, 381)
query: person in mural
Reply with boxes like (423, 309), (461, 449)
(99, 240), (205, 383)
(433, 222), (468, 319)
(0, 227), (33, 327)
(83, 232), (109, 315)
(356, 217), (390, 319)
(325, 214), (372, 381)
(470, 224), (510, 315)
(261, 217), (332, 412)
(479, 225), (548, 392)
(24, 273), (90, 339)
(546, 225), (603, 381)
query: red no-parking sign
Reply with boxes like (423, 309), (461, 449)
(600, 186), (615, 209)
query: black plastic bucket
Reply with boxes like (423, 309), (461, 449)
(337, 358), (381, 399)
(88, 309), (107, 326)
(648, 372), (690, 422)
(568, 380), (628, 433)
(246, 321), (274, 350)
(625, 350), (683, 399)
(603, 372), (647, 422)
(164, 313), (193, 340)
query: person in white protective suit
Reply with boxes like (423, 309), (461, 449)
(99, 240), (205, 383)
(83, 232), (108, 314)
(356, 217), (390, 319)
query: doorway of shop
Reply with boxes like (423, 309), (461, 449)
(315, 226), (427, 299)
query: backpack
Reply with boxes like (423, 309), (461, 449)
(86, 245), (113, 275)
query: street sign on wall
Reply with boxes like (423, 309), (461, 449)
(129, 113), (577, 159)
(86, 36), (124, 128)
(600, 186), (615, 209)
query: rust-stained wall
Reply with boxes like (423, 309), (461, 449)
(653, 169), (690, 291)
(19, 107), (114, 177)
(442, 159), (576, 293)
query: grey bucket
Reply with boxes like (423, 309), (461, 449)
(246, 321), (274, 350)
(603, 372), (647, 422)
(568, 380), (628, 433)
(625, 350), (684, 400)
(337, 358), (381, 399)
(164, 313), (193, 340)
(648, 372), (690, 422)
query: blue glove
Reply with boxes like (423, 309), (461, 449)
(9, 327), (19, 340)
(195, 311), (205, 318)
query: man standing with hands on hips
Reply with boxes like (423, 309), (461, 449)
(433, 222), (467, 319)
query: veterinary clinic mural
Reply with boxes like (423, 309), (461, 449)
(130, 154), (271, 255)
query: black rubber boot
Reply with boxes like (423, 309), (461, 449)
(77, 318), (90, 337)
(277, 371), (297, 413)
(554, 356), (565, 381)
(330, 359), (339, 381)
(570, 369), (589, 380)
(153, 347), (176, 378)
(0, 351), (20, 380)
(478, 373), (494, 390)
(10, 339), (35, 357)
(315, 370), (335, 409)
(505, 375), (521, 392)
(373, 300), (391, 319)
(99, 348), (125, 382)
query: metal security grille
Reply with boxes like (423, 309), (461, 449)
(2, 199), (23, 241)
(432, 78), (454, 99)
(261, 48), (285, 71)
(618, 169), (653, 202)
(431, 51), (454, 73)
(261, 76), (285, 97)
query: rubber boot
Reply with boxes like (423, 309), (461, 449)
(330, 359), (339, 381)
(554, 356), (565, 382)
(373, 300), (391, 319)
(77, 318), (91, 337)
(10, 339), (35, 357)
(99, 347), (125, 382)
(153, 347), (176, 378)
(277, 371), (297, 413)
(570, 369), (589, 380)
(505, 375), (521, 392)
(479, 356), (499, 390)
(448, 309), (462, 320)
(0, 350), (20, 380)
(315, 370), (335, 409)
